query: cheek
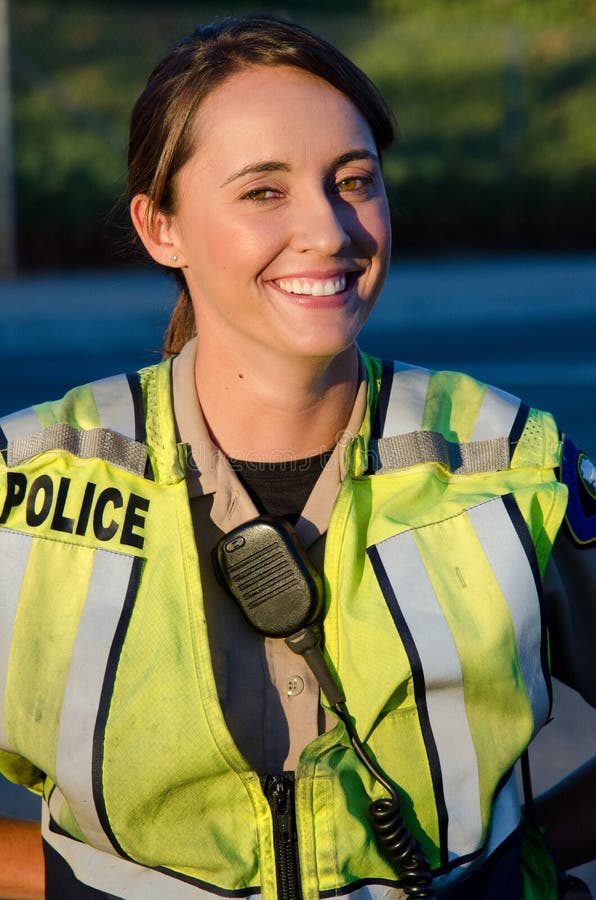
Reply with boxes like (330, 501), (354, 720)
(197, 211), (281, 277)
(374, 195), (392, 244)
(359, 200), (392, 266)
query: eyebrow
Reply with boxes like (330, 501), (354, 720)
(221, 161), (290, 187)
(221, 149), (379, 187)
(333, 149), (379, 168)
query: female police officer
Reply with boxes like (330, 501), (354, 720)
(0, 15), (595, 900)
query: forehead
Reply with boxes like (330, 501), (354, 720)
(189, 64), (376, 166)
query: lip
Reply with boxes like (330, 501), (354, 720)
(267, 272), (360, 310)
(266, 267), (363, 300)
(270, 266), (362, 280)
(268, 266), (363, 284)
(266, 271), (362, 309)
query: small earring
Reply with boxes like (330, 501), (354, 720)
(171, 254), (178, 263)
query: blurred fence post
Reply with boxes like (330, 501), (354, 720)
(0, 0), (17, 276)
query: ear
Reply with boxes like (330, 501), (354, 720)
(130, 194), (184, 268)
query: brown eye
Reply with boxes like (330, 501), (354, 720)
(336, 175), (374, 194)
(338, 178), (360, 191)
(241, 188), (280, 202)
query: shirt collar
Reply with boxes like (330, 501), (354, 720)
(172, 337), (368, 546)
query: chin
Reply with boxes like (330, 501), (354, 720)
(288, 334), (359, 362)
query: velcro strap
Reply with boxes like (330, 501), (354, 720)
(371, 431), (511, 475)
(7, 423), (147, 476)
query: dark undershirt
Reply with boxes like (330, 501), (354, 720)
(227, 450), (333, 524)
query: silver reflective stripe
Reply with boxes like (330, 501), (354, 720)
(48, 783), (67, 826)
(42, 803), (261, 900)
(374, 367), (515, 474)
(470, 385), (520, 442)
(2, 373), (147, 474)
(382, 365), (430, 437)
(92, 374), (138, 440)
(0, 406), (43, 443)
(484, 770), (520, 857)
(0, 529), (33, 749)
(374, 530), (482, 857)
(55, 549), (136, 853)
(374, 431), (510, 475)
(433, 771), (521, 895)
(6, 423), (147, 476)
(467, 499), (549, 731)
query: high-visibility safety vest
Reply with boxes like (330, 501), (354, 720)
(0, 353), (568, 899)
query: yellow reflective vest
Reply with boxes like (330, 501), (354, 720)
(0, 353), (568, 899)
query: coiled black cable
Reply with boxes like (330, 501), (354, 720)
(334, 702), (436, 899)
(370, 798), (435, 897)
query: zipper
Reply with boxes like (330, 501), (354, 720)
(263, 773), (302, 900)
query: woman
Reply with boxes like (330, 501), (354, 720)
(0, 15), (594, 900)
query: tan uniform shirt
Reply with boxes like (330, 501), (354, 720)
(172, 338), (367, 772)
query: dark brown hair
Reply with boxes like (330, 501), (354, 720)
(127, 14), (396, 356)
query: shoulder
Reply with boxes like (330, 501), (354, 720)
(0, 362), (169, 477)
(547, 444), (596, 703)
(361, 353), (560, 469)
(559, 437), (596, 547)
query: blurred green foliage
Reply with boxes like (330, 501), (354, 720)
(10, 0), (596, 266)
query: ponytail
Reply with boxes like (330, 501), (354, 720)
(163, 287), (196, 358)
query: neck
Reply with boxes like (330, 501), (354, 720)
(194, 341), (359, 461)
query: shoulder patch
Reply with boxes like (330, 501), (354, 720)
(561, 437), (596, 546)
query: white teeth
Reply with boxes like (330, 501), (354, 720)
(276, 275), (347, 296)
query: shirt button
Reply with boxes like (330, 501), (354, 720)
(287, 675), (305, 697)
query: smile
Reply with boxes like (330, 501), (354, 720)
(274, 275), (348, 297)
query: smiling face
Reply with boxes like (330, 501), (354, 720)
(159, 65), (391, 367)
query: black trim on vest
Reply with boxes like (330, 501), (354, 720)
(125, 373), (145, 445)
(502, 492), (553, 717)
(371, 360), (395, 440)
(367, 361), (395, 474)
(508, 401), (530, 459)
(320, 877), (399, 899)
(92, 555), (144, 859)
(367, 543), (449, 869)
(152, 866), (260, 896)
(125, 373), (155, 481)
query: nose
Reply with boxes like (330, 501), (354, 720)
(290, 189), (351, 255)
